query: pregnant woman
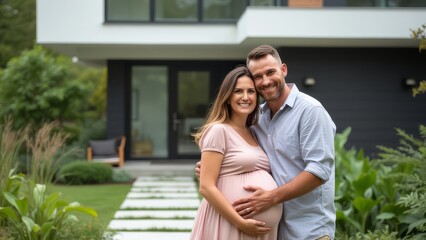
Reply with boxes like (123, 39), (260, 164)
(190, 66), (282, 240)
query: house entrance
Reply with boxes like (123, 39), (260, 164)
(129, 61), (242, 160)
(169, 69), (210, 159)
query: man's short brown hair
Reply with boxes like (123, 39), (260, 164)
(246, 45), (282, 66)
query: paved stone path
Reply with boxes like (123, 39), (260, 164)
(109, 176), (200, 240)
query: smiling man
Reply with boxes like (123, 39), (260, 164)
(232, 45), (336, 240)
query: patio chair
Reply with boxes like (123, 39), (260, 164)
(87, 136), (126, 167)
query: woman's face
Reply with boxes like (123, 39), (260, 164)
(228, 76), (257, 118)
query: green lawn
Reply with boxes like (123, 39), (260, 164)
(50, 183), (132, 228)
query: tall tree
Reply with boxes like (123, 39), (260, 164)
(0, 46), (89, 129)
(0, 0), (36, 68)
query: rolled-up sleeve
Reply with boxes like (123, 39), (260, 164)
(300, 106), (336, 182)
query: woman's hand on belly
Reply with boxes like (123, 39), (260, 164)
(233, 185), (276, 219)
(238, 218), (272, 237)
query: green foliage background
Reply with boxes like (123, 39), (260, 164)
(335, 126), (426, 239)
(0, 0), (107, 143)
(0, 46), (83, 128)
(0, 0), (36, 68)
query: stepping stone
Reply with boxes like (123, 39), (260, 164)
(114, 210), (198, 219)
(127, 192), (198, 199)
(108, 219), (194, 230)
(121, 199), (200, 209)
(112, 231), (191, 240)
(137, 176), (194, 181)
(131, 186), (198, 193)
(133, 181), (196, 187)
(108, 174), (199, 240)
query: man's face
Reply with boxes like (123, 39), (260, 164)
(248, 54), (287, 102)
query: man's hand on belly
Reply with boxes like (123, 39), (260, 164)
(232, 186), (274, 218)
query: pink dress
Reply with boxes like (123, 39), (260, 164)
(190, 123), (282, 240)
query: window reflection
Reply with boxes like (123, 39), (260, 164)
(131, 66), (168, 158)
(203, 0), (246, 20)
(156, 0), (197, 21)
(106, 0), (149, 21)
(177, 71), (209, 155)
(105, 0), (426, 22)
(250, 0), (275, 6)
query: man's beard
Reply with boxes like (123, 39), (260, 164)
(260, 83), (283, 102)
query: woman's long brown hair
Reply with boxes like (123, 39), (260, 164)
(193, 66), (259, 144)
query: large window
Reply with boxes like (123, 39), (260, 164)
(106, 0), (150, 21)
(106, 0), (250, 23)
(131, 66), (168, 158)
(327, 0), (426, 7)
(156, 0), (197, 22)
(106, 0), (426, 23)
(203, 0), (246, 21)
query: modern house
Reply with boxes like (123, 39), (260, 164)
(37, 0), (426, 162)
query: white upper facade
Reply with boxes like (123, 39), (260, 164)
(37, 0), (426, 64)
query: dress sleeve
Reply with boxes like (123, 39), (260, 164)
(199, 124), (226, 154)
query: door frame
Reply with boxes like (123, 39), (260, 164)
(125, 60), (244, 160)
(168, 60), (244, 159)
(168, 62), (215, 159)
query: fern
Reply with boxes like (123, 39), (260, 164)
(374, 125), (426, 238)
(398, 192), (426, 216)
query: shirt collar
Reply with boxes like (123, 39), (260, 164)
(260, 83), (299, 114)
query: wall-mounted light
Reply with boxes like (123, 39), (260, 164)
(303, 77), (316, 87)
(404, 78), (417, 87)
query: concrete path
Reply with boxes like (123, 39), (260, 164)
(108, 176), (200, 240)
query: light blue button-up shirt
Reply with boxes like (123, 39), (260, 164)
(252, 84), (336, 240)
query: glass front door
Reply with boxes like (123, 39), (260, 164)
(172, 70), (210, 158)
(131, 66), (168, 158)
(129, 61), (243, 160)
(129, 65), (211, 160)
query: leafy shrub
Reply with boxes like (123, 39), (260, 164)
(0, 225), (15, 240)
(334, 128), (383, 235)
(77, 118), (107, 148)
(59, 161), (113, 185)
(112, 169), (133, 183)
(56, 219), (113, 240)
(336, 226), (398, 240)
(0, 172), (97, 239)
(373, 125), (426, 239)
(0, 45), (89, 130)
(335, 126), (426, 239)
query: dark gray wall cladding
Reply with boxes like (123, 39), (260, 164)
(278, 47), (426, 158)
(106, 60), (127, 139)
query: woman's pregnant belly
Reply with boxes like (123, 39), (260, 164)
(217, 170), (283, 228)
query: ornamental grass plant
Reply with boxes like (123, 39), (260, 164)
(0, 119), (110, 239)
(25, 121), (77, 185)
(0, 119), (26, 209)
